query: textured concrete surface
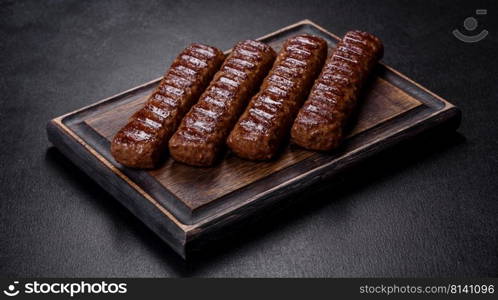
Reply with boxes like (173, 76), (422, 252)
(0, 0), (497, 277)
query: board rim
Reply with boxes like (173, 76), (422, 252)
(47, 19), (461, 257)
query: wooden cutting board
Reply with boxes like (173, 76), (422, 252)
(47, 19), (461, 258)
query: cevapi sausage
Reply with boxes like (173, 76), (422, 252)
(291, 31), (383, 151)
(169, 40), (276, 166)
(227, 34), (327, 160)
(111, 44), (224, 168)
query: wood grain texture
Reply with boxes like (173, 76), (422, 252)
(47, 19), (461, 258)
(86, 77), (420, 209)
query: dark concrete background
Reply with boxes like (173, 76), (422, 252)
(1, 0), (497, 277)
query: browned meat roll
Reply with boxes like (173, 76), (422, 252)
(291, 31), (383, 151)
(168, 40), (276, 166)
(111, 44), (225, 168)
(226, 34), (327, 160)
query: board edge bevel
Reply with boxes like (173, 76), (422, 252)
(46, 19), (462, 259)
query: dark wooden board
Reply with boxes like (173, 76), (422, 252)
(85, 77), (420, 209)
(47, 20), (461, 258)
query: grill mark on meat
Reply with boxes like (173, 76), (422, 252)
(230, 58), (255, 69)
(243, 40), (269, 51)
(208, 86), (234, 100)
(239, 119), (266, 134)
(286, 45), (312, 57)
(123, 129), (154, 142)
(193, 106), (223, 119)
(163, 73), (192, 89)
(158, 84), (185, 98)
(282, 57), (307, 68)
(292, 36), (320, 48)
(180, 54), (208, 69)
(190, 44), (217, 58)
(203, 95), (225, 108)
(265, 85), (289, 98)
(177, 130), (205, 142)
(222, 65), (248, 79)
(237, 48), (261, 59)
(249, 107), (274, 120)
(291, 30), (383, 151)
(171, 64), (198, 79)
(227, 34), (328, 160)
(219, 76), (240, 88)
(137, 117), (162, 129)
(146, 103), (171, 119)
(150, 93), (178, 108)
(168, 40), (276, 166)
(111, 43), (224, 168)
(268, 74), (295, 90)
